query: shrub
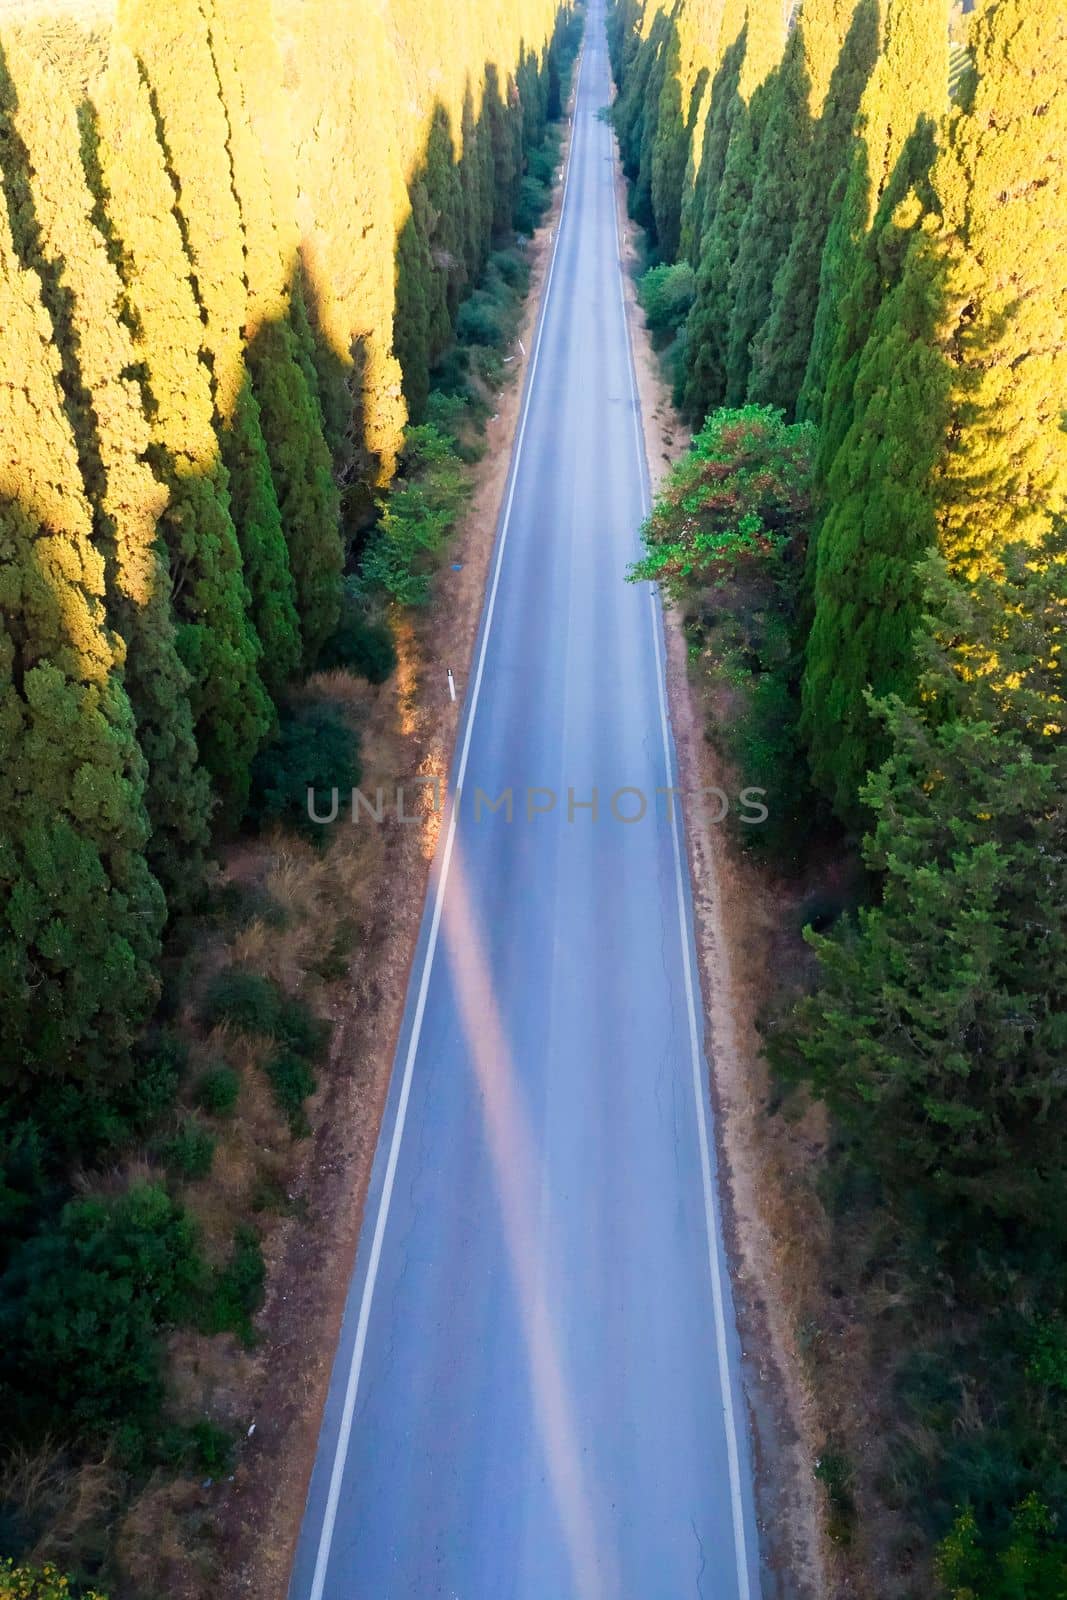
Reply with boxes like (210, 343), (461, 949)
(200, 968), (280, 1037)
(456, 291), (507, 348)
(318, 599), (397, 684)
(202, 1224), (265, 1346)
(248, 703), (361, 838)
(488, 247), (528, 290)
(158, 1119), (216, 1181)
(0, 1185), (202, 1438)
(0, 1562), (106, 1599)
(193, 1063), (240, 1117)
(266, 1051), (317, 1137)
(275, 997), (329, 1060)
(513, 173), (550, 236)
(638, 261), (697, 344)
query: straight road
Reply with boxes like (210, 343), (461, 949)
(289, 4), (761, 1595)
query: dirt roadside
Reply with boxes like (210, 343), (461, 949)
(611, 165), (833, 1599)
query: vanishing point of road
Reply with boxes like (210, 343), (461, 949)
(289, 4), (762, 1595)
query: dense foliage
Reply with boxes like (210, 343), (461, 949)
(614, 0), (1067, 1588)
(0, 0), (581, 1585)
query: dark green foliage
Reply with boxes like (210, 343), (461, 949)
(683, 80), (773, 420)
(937, 1497), (1067, 1599)
(201, 1223), (265, 1345)
(248, 703), (361, 837)
(724, 32), (813, 405)
(637, 260), (696, 341)
(0, 1184), (201, 1439)
(318, 597), (397, 683)
(158, 1417), (234, 1477)
(158, 1119), (216, 1181)
(266, 1051), (317, 1137)
(780, 539), (1067, 1230)
(200, 968), (282, 1036)
(220, 381), (303, 695)
(200, 966), (328, 1057)
(246, 319), (344, 667)
(193, 1062), (240, 1117)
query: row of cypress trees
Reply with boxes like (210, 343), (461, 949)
(614, 0), (1067, 1582)
(611, 0), (1066, 829)
(0, 0), (570, 1091)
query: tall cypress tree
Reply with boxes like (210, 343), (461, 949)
(678, 4), (746, 268)
(0, 177), (164, 1083)
(199, 0), (343, 663)
(797, 0), (947, 432)
(779, 534), (1067, 1231)
(89, 44), (271, 821)
(747, 0), (879, 415)
(802, 0), (1067, 821)
(116, 0), (304, 690)
(0, 41), (211, 895)
(723, 3), (827, 406)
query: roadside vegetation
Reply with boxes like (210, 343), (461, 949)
(612, 0), (1067, 1592)
(0, 1), (582, 1593)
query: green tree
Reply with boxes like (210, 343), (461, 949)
(780, 537), (1067, 1230)
(938, 1496), (1067, 1599)
(0, 185), (164, 1084)
(0, 41), (210, 894)
(747, 0), (880, 415)
(116, 0), (305, 689)
(802, 0), (1067, 818)
(89, 44), (272, 819)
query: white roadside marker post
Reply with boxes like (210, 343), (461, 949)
(447, 667), (456, 703)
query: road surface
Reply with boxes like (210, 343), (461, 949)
(289, 5), (761, 1596)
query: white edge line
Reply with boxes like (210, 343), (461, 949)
(303, 36), (589, 1600)
(608, 115), (754, 1600)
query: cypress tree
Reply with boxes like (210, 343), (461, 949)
(632, 11), (672, 235)
(778, 535), (1067, 1232)
(802, 0), (1067, 821)
(678, 6), (747, 267)
(0, 176), (164, 1083)
(797, 0), (948, 431)
(199, 0), (343, 661)
(747, 0), (880, 415)
(116, 0), (305, 689)
(0, 41), (210, 895)
(723, 7), (823, 406)
(89, 44), (271, 820)
(287, 2), (407, 488)
(682, 0), (784, 419)
(650, 23), (685, 255)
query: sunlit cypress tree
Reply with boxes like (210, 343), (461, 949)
(115, 0), (305, 689)
(802, 0), (1067, 821)
(797, 0), (947, 432)
(747, 0), (879, 415)
(0, 179), (164, 1082)
(678, 4), (747, 268)
(89, 43), (271, 820)
(0, 41), (211, 893)
(199, 0), (343, 662)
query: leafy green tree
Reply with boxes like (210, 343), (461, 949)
(89, 44), (272, 820)
(802, 0), (1067, 818)
(0, 41), (210, 894)
(0, 1183), (201, 1437)
(747, 0), (880, 415)
(780, 537), (1067, 1229)
(937, 1497), (1067, 1600)
(0, 1561), (106, 1599)
(0, 174), (164, 1086)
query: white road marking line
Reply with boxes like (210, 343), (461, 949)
(302, 36), (589, 1600)
(608, 102), (754, 1600)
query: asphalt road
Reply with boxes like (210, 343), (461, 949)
(289, 5), (761, 1595)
